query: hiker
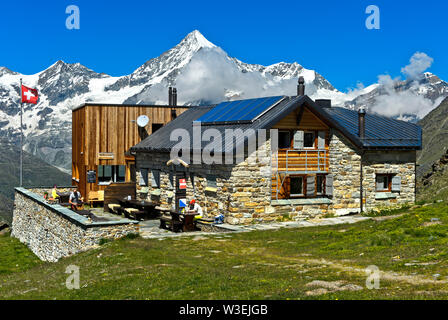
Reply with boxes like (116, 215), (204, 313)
(51, 185), (60, 201)
(69, 188), (84, 211)
(186, 199), (203, 221)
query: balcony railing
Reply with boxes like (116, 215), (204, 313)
(274, 149), (329, 173)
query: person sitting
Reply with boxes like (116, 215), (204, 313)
(51, 185), (60, 202)
(186, 199), (203, 221)
(69, 188), (84, 211)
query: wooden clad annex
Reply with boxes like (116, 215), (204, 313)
(271, 106), (330, 199)
(72, 104), (189, 202)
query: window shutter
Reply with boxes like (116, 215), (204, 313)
(151, 170), (160, 188)
(306, 175), (315, 196)
(326, 174), (334, 197)
(169, 173), (174, 189)
(139, 168), (149, 186)
(376, 175), (384, 191)
(207, 175), (217, 188)
(293, 130), (304, 149)
(391, 175), (401, 192)
(318, 131), (326, 149)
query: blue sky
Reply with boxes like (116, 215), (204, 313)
(1, 0), (446, 91)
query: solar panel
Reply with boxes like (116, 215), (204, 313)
(197, 96), (285, 124)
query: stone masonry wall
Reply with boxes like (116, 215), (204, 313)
(328, 130), (416, 215)
(136, 139), (274, 225)
(12, 189), (139, 262)
(363, 151), (416, 211)
(329, 130), (363, 216)
(135, 130), (417, 224)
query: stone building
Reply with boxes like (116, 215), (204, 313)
(129, 80), (421, 224)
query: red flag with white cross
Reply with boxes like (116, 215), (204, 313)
(21, 85), (38, 104)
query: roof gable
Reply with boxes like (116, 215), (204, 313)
(272, 105), (329, 130)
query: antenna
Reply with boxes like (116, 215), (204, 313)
(136, 115), (149, 127)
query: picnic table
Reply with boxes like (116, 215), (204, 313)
(119, 198), (157, 220)
(58, 192), (71, 205)
(180, 212), (197, 232)
(159, 210), (198, 232)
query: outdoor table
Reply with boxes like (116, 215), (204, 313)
(120, 198), (157, 218)
(58, 192), (71, 204)
(127, 199), (155, 210)
(180, 212), (197, 232)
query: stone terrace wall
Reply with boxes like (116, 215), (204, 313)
(12, 188), (138, 262)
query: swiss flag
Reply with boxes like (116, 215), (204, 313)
(21, 85), (38, 104)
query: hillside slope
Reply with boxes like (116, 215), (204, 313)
(2, 202), (448, 299)
(417, 97), (448, 176)
(0, 139), (70, 224)
(417, 147), (448, 202)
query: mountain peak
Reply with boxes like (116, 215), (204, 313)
(181, 30), (216, 49)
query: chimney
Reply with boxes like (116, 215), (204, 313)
(168, 87), (173, 105)
(358, 107), (366, 139)
(315, 99), (331, 108)
(173, 88), (177, 106)
(297, 76), (305, 96)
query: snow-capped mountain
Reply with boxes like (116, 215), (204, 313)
(343, 72), (448, 121)
(0, 30), (447, 172)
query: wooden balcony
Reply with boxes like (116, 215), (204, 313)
(274, 149), (329, 173)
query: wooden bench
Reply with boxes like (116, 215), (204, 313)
(89, 190), (104, 207)
(154, 206), (171, 218)
(160, 211), (183, 233)
(124, 208), (145, 220)
(107, 203), (122, 215)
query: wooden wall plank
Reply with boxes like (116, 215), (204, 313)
(72, 105), (188, 201)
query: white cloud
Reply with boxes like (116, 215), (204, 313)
(133, 47), (327, 105)
(134, 49), (442, 121)
(368, 52), (442, 119)
(401, 52), (434, 80)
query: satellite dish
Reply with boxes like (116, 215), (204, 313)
(136, 115), (149, 127)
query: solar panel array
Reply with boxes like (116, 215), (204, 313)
(196, 96), (285, 124)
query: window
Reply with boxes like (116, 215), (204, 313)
(316, 175), (325, 195)
(376, 174), (392, 192)
(278, 131), (291, 149)
(98, 165), (126, 184)
(152, 123), (164, 133)
(287, 175), (327, 198)
(304, 132), (315, 148)
(290, 176), (304, 197)
(117, 165), (126, 182)
(98, 165), (112, 183)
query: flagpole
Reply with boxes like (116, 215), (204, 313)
(19, 78), (23, 187)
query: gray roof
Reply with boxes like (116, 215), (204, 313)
(323, 107), (422, 149)
(130, 95), (422, 153)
